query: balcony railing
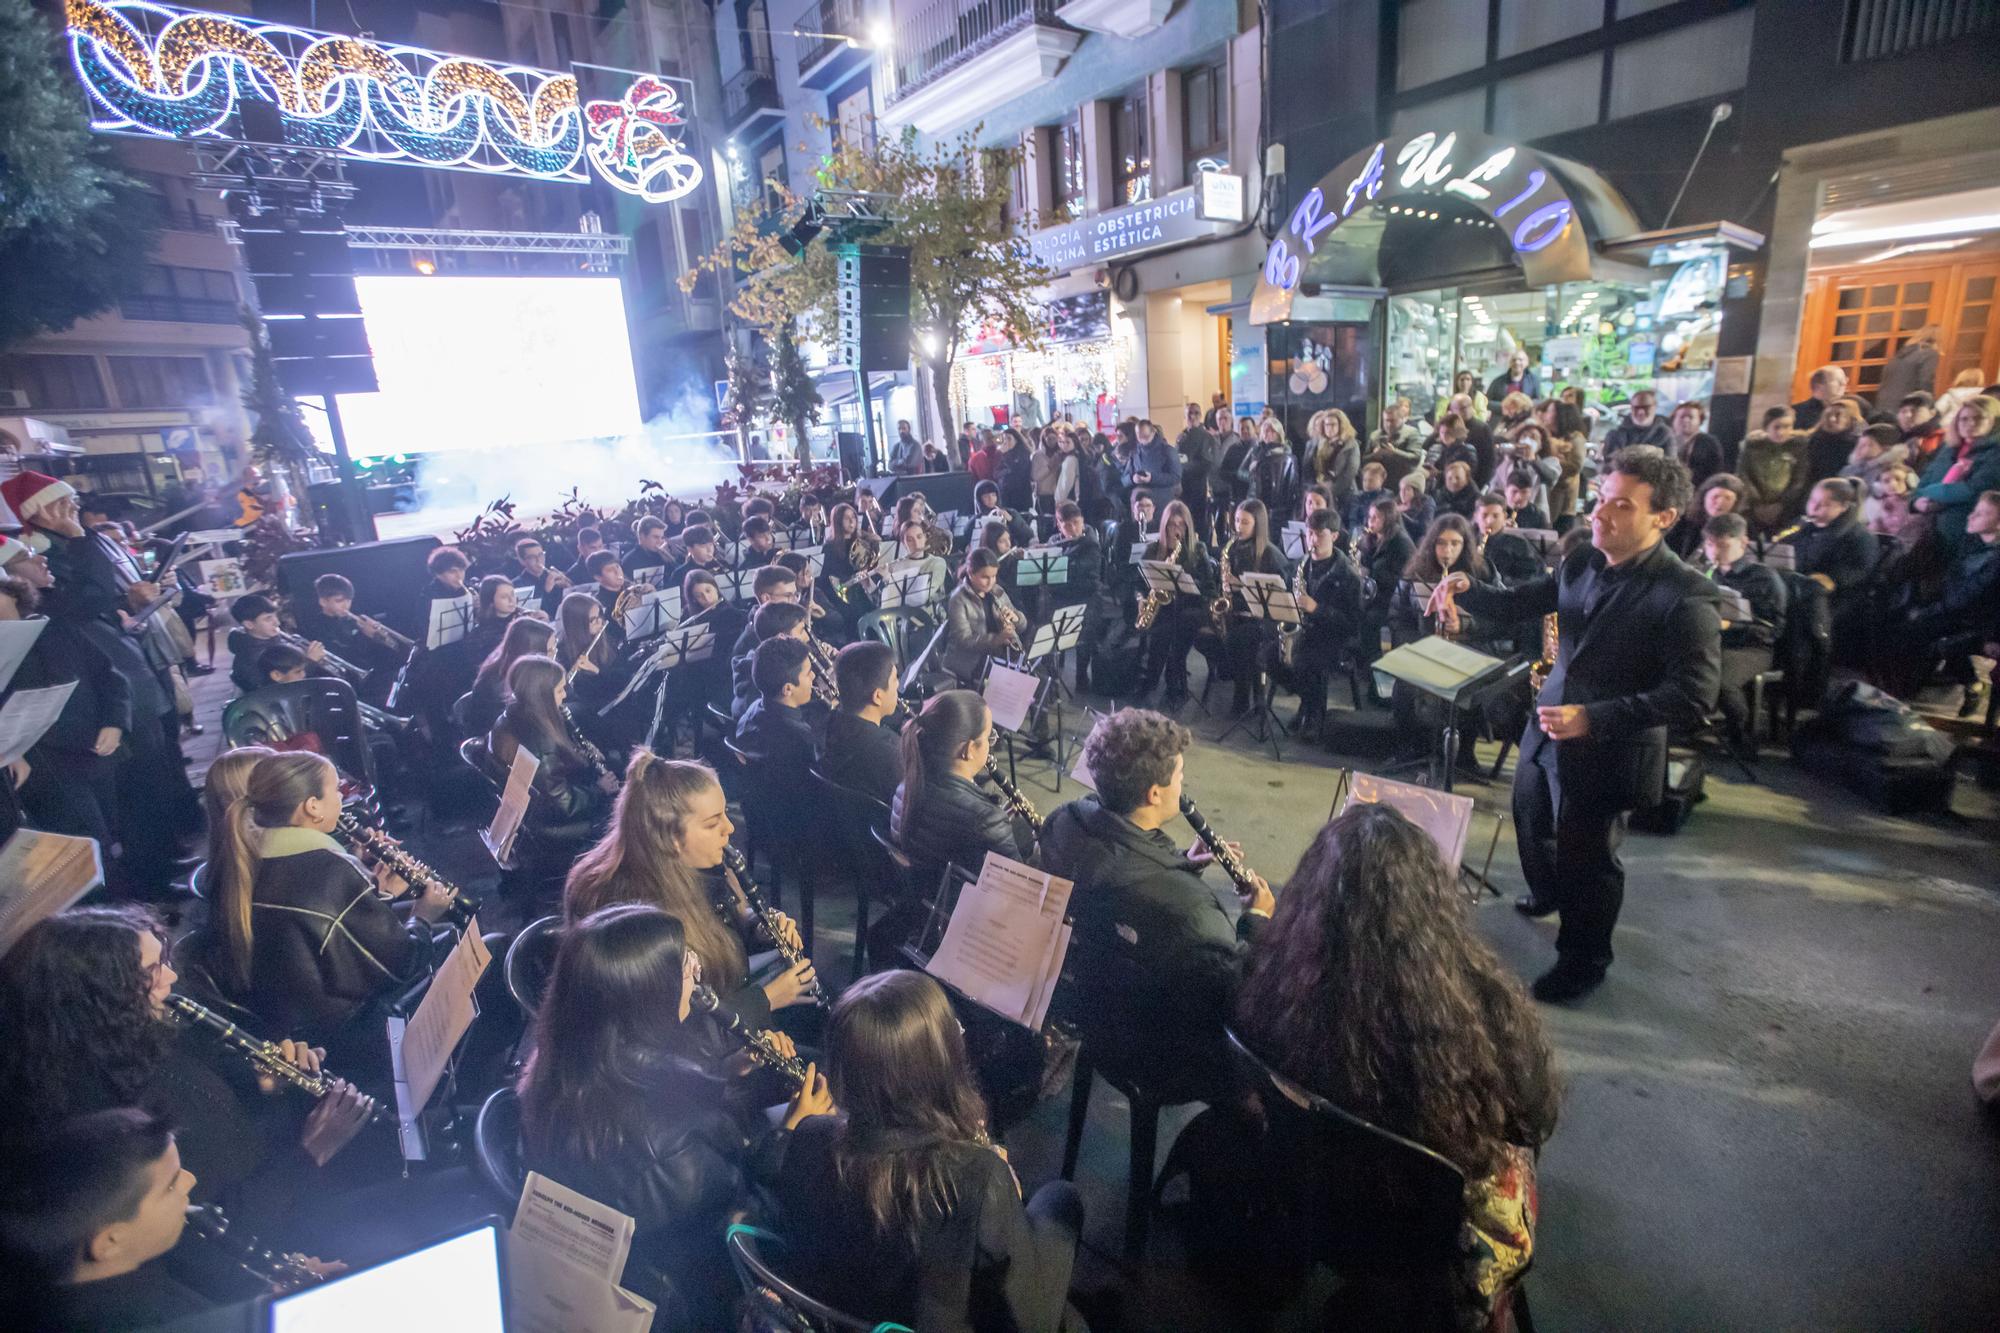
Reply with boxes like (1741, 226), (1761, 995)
(891, 0), (1067, 102)
(723, 54), (781, 125)
(119, 295), (239, 325)
(799, 0), (866, 72)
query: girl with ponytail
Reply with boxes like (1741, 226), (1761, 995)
(889, 690), (1034, 887)
(201, 751), (456, 1063)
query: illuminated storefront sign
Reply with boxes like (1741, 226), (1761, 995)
(1024, 187), (1231, 275)
(63, 0), (703, 204)
(1252, 129), (1602, 324)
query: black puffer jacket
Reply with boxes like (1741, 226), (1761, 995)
(1038, 797), (1261, 1102)
(890, 773), (1033, 883)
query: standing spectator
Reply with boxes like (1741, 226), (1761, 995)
(1486, 349), (1540, 403)
(1304, 408), (1360, 509)
(1739, 407), (1809, 532)
(1365, 401), (1425, 486)
(1176, 402), (1217, 539)
(967, 428), (998, 482)
(1493, 391), (1535, 440)
(1896, 391), (1947, 473)
(1792, 365), (1849, 434)
(1802, 397), (1865, 488)
(1666, 400), (1724, 489)
(1052, 428), (1082, 511)
(1446, 393), (1496, 483)
(1204, 391), (1230, 431)
(1029, 428), (1062, 520)
(1247, 418), (1299, 517)
(995, 427), (1035, 512)
(1912, 395), (2000, 556)
(1123, 418), (1182, 512)
(889, 420), (924, 476)
(1934, 368), (1988, 425)
(1452, 368), (1489, 420)
(1602, 390), (1671, 458)
(1874, 326), (1941, 409)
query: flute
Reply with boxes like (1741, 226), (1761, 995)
(332, 813), (481, 929)
(165, 994), (391, 1125)
(687, 984), (808, 1087)
(1178, 792), (1262, 900)
(720, 846), (830, 1010)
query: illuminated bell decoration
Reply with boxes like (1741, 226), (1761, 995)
(64, 0), (702, 203)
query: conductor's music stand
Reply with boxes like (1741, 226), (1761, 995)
(1216, 574), (1298, 760)
(1371, 637), (1527, 793)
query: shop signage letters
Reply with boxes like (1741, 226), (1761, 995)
(1025, 188), (1229, 275)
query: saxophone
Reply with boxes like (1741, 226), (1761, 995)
(1278, 559), (1308, 667)
(1210, 537), (1237, 637)
(1530, 612), (1558, 692)
(1135, 540), (1179, 630)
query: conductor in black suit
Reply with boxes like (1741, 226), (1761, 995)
(1435, 447), (1722, 1002)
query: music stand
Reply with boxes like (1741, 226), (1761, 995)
(1016, 546), (1069, 627)
(1216, 574), (1298, 759)
(1281, 522), (1307, 563)
(1139, 559), (1202, 602)
(620, 622), (717, 751)
(621, 590), (679, 642)
(1759, 542), (1799, 573)
(723, 568), (762, 604)
(1513, 528), (1560, 565)
(1013, 604), (1086, 777)
(426, 596), (476, 650)
(1370, 636), (1527, 793)
(879, 568), (933, 612)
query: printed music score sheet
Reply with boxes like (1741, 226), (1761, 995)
(926, 852), (1072, 1031)
(1342, 771), (1474, 870)
(0, 681), (76, 767)
(0, 830), (105, 955)
(391, 921), (492, 1121)
(1372, 635), (1503, 696)
(427, 594), (477, 649)
(482, 747), (540, 867)
(0, 619), (45, 695)
(982, 663), (1040, 734)
(507, 1172), (655, 1333)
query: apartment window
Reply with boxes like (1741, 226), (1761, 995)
(1608, 9), (1754, 120)
(1490, 53), (1601, 141)
(1390, 85), (1487, 137)
(832, 85), (874, 155)
(0, 354), (109, 410)
(740, 0), (773, 69)
(759, 142), (788, 213)
(1396, 0), (1489, 90)
(1111, 89), (1152, 206)
(1182, 56), (1229, 176)
(1055, 109), (1087, 218)
(1495, 0), (1603, 58)
(107, 356), (213, 409)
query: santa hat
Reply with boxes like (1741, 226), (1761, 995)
(0, 536), (30, 566)
(0, 472), (75, 527)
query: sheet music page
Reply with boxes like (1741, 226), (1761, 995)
(483, 747), (540, 866)
(1372, 636), (1501, 693)
(427, 594), (476, 649)
(0, 830), (105, 955)
(0, 620), (46, 696)
(1715, 586), (1754, 623)
(926, 853), (1072, 1026)
(506, 1241), (656, 1333)
(398, 922), (492, 1114)
(0, 681), (76, 767)
(1344, 771), (1474, 870)
(511, 1171), (635, 1283)
(1069, 744), (1095, 791)
(982, 664), (1039, 733)
(1239, 573), (1292, 622)
(1023, 921), (1073, 1032)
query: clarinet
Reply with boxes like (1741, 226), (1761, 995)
(687, 984), (809, 1088)
(183, 1204), (325, 1293)
(1178, 792), (1263, 899)
(720, 846), (830, 1010)
(166, 994), (392, 1125)
(560, 699), (619, 787)
(983, 752), (1044, 832)
(332, 813), (481, 930)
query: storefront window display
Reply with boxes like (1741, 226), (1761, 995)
(953, 293), (1132, 433)
(1383, 251), (1726, 433)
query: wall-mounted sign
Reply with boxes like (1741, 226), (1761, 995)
(64, 0), (703, 204)
(1023, 187), (1231, 276)
(1197, 171), (1246, 224)
(1251, 129), (1606, 325)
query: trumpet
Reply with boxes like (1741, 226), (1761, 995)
(349, 612), (414, 654)
(688, 984), (809, 1088)
(984, 747), (1044, 832)
(278, 631), (370, 688)
(166, 993), (392, 1125)
(332, 813), (481, 929)
(1178, 792), (1262, 901)
(721, 846), (830, 1010)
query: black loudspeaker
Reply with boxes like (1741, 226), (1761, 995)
(276, 535), (443, 639)
(242, 215), (376, 398)
(833, 243), (912, 373)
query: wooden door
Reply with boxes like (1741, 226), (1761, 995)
(1796, 254), (2000, 402)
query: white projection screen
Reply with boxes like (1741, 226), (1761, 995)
(328, 275), (642, 459)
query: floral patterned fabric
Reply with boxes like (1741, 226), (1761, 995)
(1456, 1145), (1537, 1331)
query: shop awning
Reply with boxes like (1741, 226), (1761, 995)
(1596, 220), (1766, 268)
(1251, 129), (1654, 325)
(812, 371), (902, 407)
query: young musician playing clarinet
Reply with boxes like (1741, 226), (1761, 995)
(563, 755), (818, 1030)
(1432, 446), (1721, 1001)
(1039, 708), (1272, 1106)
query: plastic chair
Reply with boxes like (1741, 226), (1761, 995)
(221, 677), (376, 790)
(1218, 1027), (1534, 1330)
(856, 608), (932, 671)
(724, 1224), (913, 1333)
(1058, 1046), (1198, 1263)
(504, 915), (564, 1020)
(472, 1086), (526, 1209)
(807, 767), (891, 977)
